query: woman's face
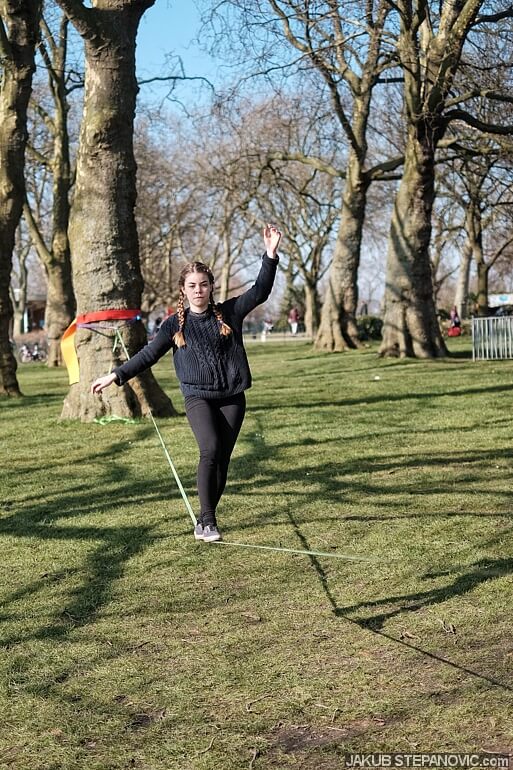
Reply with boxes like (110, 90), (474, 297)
(182, 271), (212, 313)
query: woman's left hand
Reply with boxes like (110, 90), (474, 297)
(264, 223), (282, 258)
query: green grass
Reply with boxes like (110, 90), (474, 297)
(1, 340), (512, 769)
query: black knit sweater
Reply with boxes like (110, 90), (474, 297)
(114, 255), (278, 399)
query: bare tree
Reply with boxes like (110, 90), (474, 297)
(135, 121), (196, 316)
(205, 1), (404, 351)
(0, 0), (41, 396)
(54, 0), (175, 420)
(379, 0), (513, 357)
(257, 163), (339, 336)
(22, 7), (78, 367)
(441, 127), (513, 317)
(10, 223), (32, 338)
(463, 160), (513, 315)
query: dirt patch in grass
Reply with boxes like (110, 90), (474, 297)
(262, 717), (389, 767)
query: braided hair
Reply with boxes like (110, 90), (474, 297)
(173, 261), (232, 348)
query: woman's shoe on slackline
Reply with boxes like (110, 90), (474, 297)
(202, 524), (222, 542)
(193, 522), (204, 540)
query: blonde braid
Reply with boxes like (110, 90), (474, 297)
(210, 290), (232, 337)
(173, 293), (187, 347)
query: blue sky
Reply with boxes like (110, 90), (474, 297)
(136, 2), (221, 99)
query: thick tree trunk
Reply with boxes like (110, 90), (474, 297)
(315, 152), (367, 351)
(59, 1), (175, 420)
(0, 0), (40, 396)
(379, 128), (447, 358)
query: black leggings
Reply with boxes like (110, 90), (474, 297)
(184, 392), (246, 526)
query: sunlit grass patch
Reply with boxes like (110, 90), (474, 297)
(1, 341), (512, 768)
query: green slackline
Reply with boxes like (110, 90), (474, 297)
(148, 408), (197, 526)
(111, 329), (371, 562)
(213, 539), (378, 562)
(113, 330), (197, 527)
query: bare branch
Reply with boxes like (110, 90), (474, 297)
(23, 198), (53, 266)
(40, 14), (57, 58)
(266, 151), (344, 178)
(489, 235), (513, 269)
(445, 89), (513, 109)
(137, 74), (215, 92)
(445, 109), (513, 135)
(26, 144), (51, 167)
(471, 7), (513, 27)
(53, 0), (101, 43)
(368, 153), (404, 180)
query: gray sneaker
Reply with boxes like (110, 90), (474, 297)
(193, 522), (204, 541)
(202, 524), (222, 542)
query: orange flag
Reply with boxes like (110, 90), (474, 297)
(60, 319), (79, 384)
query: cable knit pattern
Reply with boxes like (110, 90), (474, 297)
(114, 255), (278, 399)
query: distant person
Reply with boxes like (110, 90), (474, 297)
(448, 305), (461, 337)
(261, 317), (273, 341)
(288, 306), (300, 335)
(450, 306), (461, 327)
(91, 224), (282, 543)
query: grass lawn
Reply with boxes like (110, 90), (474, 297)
(1, 339), (512, 769)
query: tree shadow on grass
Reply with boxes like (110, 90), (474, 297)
(0, 522), (156, 643)
(228, 432), (513, 531)
(289, 506), (513, 693)
(227, 419), (513, 694)
(0, 431), (188, 646)
(248, 382), (513, 413)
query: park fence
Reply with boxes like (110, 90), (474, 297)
(472, 316), (513, 361)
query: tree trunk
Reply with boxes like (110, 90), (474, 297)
(476, 259), (488, 318)
(303, 280), (319, 338)
(454, 231), (472, 320)
(467, 203), (488, 317)
(0, 0), (40, 396)
(315, 151), (367, 351)
(57, 0), (175, 420)
(379, 127), (447, 358)
(12, 310), (24, 338)
(474, 236), (488, 319)
(46, 14), (75, 366)
(11, 247), (29, 337)
(45, 259), (75, 366)
(218, 229), (231, 302)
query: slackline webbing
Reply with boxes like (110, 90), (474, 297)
(106, 328), (370, 562)
(112, 330), (197, 527)
(213, 540), (377, 562)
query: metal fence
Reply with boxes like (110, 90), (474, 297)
(472, 316), (513, 360)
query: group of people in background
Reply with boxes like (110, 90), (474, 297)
(259, 306), (302, 340)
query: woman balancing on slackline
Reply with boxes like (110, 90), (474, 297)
(91, 224), (282, 543)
